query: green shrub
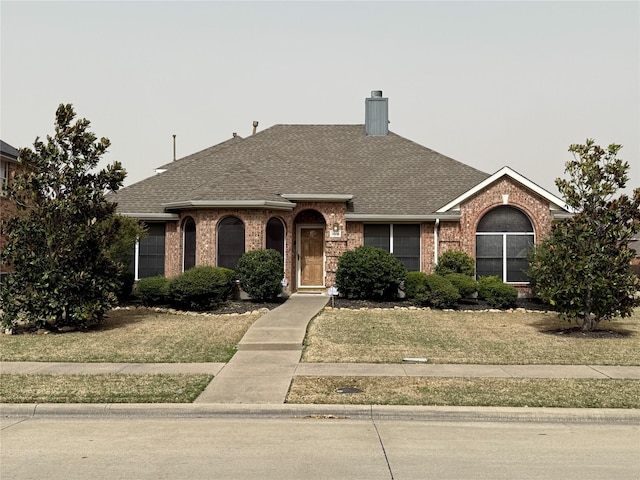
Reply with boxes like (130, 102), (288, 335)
(218, 267), (239, 300)
(169, 266), (233, 311)
(435, 250), (475, 277)
(136, 275), (170, 306)
(415, 274), (461, 309)
(405, 272), (460, 308)
(477, 276), (518, 309)
(404, 271), (428, 299)
(235, 249), (284, 301)
(335, 245), (407, 300)
(445, 273), (477, 298)
(116, 269), (135, 301)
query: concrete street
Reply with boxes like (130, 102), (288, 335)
(2, 408), (639, 480)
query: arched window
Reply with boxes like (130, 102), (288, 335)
(217, 216), (245, 270)
(476, 206), (534, 283)
(183, 217), (196, 272)
(266, 217), (285, 260)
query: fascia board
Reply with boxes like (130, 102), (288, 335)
(280, 194), (354, 202)
(346, 213), (461, 222)
(162, 200), (295, 211)
(120, 212), (180, 221)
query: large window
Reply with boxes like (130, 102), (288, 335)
(364, 224), (420, 271)
(138, 223), (166, 279)
(217, 216), (245, 270)
(476, 206), (534, 283)
(266, 217), (285, 260)
(183, 217), (196, 272)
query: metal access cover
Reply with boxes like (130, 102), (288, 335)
(335, 387), (362, 394)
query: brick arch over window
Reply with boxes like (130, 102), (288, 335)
(217, 216), (245, 270)
(294, 209), (326, 225)
(475, 205), (534, 283)
(182, 216), (196, 272)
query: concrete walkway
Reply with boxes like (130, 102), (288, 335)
(2, 294), (640, 405)
(193, 293), (330, 403)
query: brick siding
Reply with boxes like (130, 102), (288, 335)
(158, 179), (556, 293)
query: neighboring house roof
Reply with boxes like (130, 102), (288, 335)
(111, 124), (490, 218)
(1, 140), (19, 162)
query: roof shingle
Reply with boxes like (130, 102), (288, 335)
(111, 125), (490, 216)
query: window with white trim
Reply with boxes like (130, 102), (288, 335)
(364, 224), (420, 271)
(476, 206), (534, 283)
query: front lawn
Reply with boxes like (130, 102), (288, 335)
(0, 308), (263, 363)
(302, 308), (640, 365)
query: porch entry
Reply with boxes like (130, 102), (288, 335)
(298, 226), (325, 288)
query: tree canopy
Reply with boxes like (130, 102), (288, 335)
(529, 139), (640, 331)
(1, 104), (138, 329)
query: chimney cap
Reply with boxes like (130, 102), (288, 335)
(371, 90), (383, 98)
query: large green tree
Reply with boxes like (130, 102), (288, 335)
(0, 104), (132, 329)
(529, 139), (640, 331)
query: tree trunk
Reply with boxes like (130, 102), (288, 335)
(582, 313), (597, 332)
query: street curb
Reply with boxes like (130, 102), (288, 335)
(2, 403), (639, 424)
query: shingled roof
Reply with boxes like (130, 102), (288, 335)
(111, 124), (490, 217)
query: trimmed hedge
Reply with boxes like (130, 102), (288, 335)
(169, 266), (235, 311)
(136, 275), (170, 306)
(405, 271), (428, 300)
(236, 249), (284, 301)
(336, 245), (407, 300)
(435, 250), (475, 277)
(445, 273), (477, 298)
(405, 272), (460, 309)
(477, 276), (518, 309)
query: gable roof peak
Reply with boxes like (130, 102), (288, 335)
(437, 165), (572, 213)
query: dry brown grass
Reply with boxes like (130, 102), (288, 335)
(302, 308), (640, 365)
(0, 308), (262, 363)
(0, 374), (212, 403)
(287, 376), (640, 408)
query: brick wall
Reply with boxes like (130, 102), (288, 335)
(163, 202), (349, 291)
(158, 179), (556, 293)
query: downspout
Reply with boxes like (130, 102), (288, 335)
(434, 218), (440, 268)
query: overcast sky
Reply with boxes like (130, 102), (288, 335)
(2, 1), (638, 197)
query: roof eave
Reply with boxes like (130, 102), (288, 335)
(162, 200), (296, 211)
(346, 213), (461, 222)
(280, 194), (354, 202)
(120, 212), (180, 221)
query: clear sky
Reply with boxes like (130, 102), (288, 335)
(2, 1), (638, 197)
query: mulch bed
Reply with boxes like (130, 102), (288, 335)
(329, 296), (551, 312)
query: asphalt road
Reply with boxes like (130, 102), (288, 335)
(2, 410), (639, 480)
